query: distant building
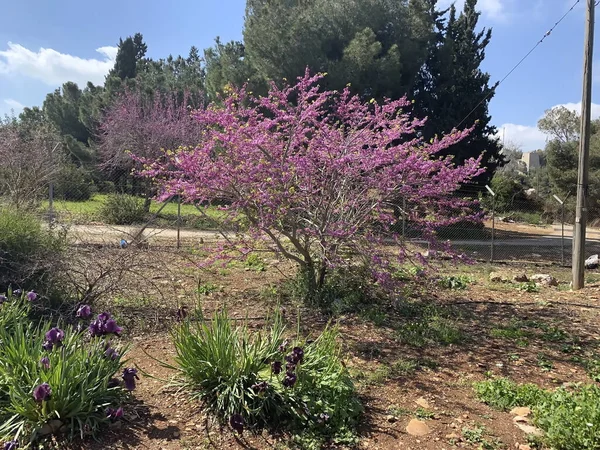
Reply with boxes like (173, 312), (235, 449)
(521, 151), (544, 172)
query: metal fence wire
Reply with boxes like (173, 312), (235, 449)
(32, 176), (600, 266)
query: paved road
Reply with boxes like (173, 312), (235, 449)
(63, 223), (600, 247)
(64, 224), (229, 244)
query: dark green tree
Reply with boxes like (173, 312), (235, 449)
(241, 0), (434, 99)
(111, 33), (147, 80)
(204, 38), (257, 100)
(42, 82), (95, 167)
(414, 0), (502, 185)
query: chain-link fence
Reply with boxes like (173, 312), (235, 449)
(413, 183), (600, 266)
(4, 172), (600, 267)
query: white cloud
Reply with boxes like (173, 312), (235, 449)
(0, 42), (117, 87)
(497, 101), (600, 152)
(437, 0), (508, 21)
(3, 98), (24, 113)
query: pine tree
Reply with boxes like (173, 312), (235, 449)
(414, 0), (503, 185)
(111, 33), (147, 80)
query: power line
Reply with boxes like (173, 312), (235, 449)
(454, 0), (582, 130)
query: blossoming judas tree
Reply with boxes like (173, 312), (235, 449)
(0, 119), (63, 208)
(98, 89), (204, 206)
(139, 71), (483, 297)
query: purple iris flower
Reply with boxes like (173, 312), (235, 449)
(26, 291), (37, 301)
(45, 328), (64, 346)
(106, 407), (124, 421)
(291, 347), (304, 363)
(176, 306), (188, 321)
(104, 347), (119, 360)
(40, 357), (50, 369)
(251, 381), (269, 393)
(317, 412), (330, 423)
(282, 372), (297, 388)
(89, 312), (123, 337)
(122, 368), (139, 391)
(3, 440), (19, 450)
(0, 295), (7, 304)
(229, 414), (244, 434)
(76, 304), (92, 319)
(89, 320), (102, 337)
(278, 339), (289, 353)
(103, 319), (123, 335)
(271, 360), (282, 375)
(33, 383), (51, 402)
(285, 347), (304, 366)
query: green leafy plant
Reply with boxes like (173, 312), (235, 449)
(245, 253), (266, 272)
(461, 425), (499, 449)
(517, 281), (540, 292)
(474, 377), (549, 411)
(168, 308), (361, 447)
(99, 194), (147, 225)
(537, 353), (554, 371)
(475, 377), (600, 449)
(438, 275), (471, 290)
(415, 408), (435, 419)
(197, 282), (220, 296)
(0, 292), (131, 445)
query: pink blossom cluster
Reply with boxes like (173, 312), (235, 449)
(137, 70), (484, 292)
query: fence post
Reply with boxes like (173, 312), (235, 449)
(402, 197), (406, 242)
(485, 185), (496, 262)
(48, 142), (60, 226)
(553, 194), (566, 266)
(177, 196), (181, 249)
(561, 203), (565, 266)
(48, 182), (54, 225)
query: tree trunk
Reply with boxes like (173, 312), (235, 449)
(316, 262), (327, 292)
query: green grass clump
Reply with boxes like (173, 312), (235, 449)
(169, 308), (362, 448)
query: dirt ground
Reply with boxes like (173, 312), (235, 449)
(54, 245), (600, 450)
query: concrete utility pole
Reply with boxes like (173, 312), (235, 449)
(573, 0), (595, 290)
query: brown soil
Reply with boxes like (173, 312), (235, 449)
(46, 248), (600, 449)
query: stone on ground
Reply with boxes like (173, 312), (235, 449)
(530, 274), (558, 286)
(406, 419), (431, 436)
(585, 254), (599, 269)
(510, 406), (531, 417)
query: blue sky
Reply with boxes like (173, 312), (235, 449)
(0, 0), (597, 151)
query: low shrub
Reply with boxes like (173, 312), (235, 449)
(285, 266), (380, 315)
(395, 302), (465, 347)
(169, 308), (362, 448)
(52, 164), (95, 202)
(99, 194), (147, 225)
(474, 377), (549, 411)
(475, 377), (600, 450)
(0, 291), (135, 446)
(0, 207), (66, 295)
